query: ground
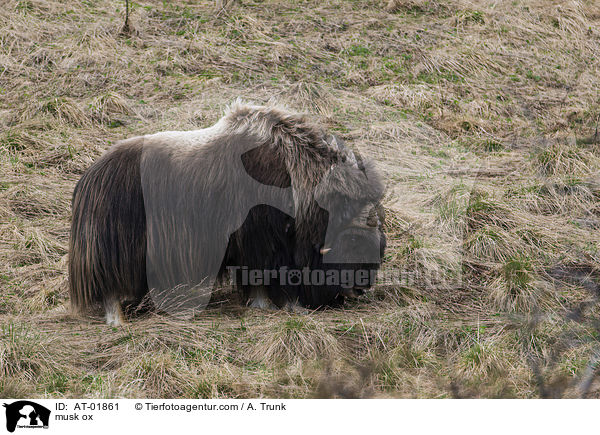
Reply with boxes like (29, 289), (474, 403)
(1, 0), (600, 398)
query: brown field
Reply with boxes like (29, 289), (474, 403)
(1, 0), (600, 398)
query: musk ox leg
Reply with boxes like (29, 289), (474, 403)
(69, 139), (148, 321)
(104, 299), (125, 326)
(247, 287), (278, 310)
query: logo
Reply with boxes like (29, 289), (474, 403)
(3, 401), (50, 433)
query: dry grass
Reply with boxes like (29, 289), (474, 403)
(1, 0), (600, 398)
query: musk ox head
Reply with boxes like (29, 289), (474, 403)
(290, 135), (386, 307)
(69, 101), (386, 324)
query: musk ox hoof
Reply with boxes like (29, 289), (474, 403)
(248, 297), (278, 310)
(104, 300), (125, 326)
(247, 287), (278, 310)
(284, 302), (309, 314)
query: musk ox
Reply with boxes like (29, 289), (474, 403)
(69, 102), (386, 325)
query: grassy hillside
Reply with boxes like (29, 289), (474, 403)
(1, 0), (600, 398)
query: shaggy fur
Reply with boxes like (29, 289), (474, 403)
(69, 102), (386, 325)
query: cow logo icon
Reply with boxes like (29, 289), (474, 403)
(3, 401), (50, 432)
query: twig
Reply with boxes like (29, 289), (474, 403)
(121, 0), (131, 35)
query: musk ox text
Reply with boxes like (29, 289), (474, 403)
(69, 102), (386, 325)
